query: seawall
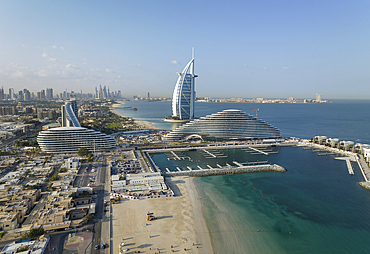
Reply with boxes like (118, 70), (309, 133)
(163, 164), (286, 177)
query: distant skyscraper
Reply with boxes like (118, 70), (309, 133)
(23, 89), (30, 101)
(172, 49), (197, 120)
(0, 87), (4, 100)
(103, 85), (107, 98)
(316, 94), (322, 102)
(18, 90), (24, 101)
(46, 88), (53, 100)
(9, 88), (14, 100)
(99, 85), (103, 99)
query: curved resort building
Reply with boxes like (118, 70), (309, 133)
(61, 100), (80, 127)
(37, 127), (116, 154)
(163, 109), (281, 142)
(171, 51), (197, 120)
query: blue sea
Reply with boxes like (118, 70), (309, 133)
(115, 100), (370, 253)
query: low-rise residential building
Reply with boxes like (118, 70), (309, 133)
(68, 208), (88, 220)
(33, 207), (70, 230)
(13, 189), (41, 203)
(0, 212), (21, 231)
(1, 236), (49, 254)
(0, 199), (33, 221)
(364, 148), (370, 163)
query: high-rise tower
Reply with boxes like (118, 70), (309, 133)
(171, 49), (197, 120)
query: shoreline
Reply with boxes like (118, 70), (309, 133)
(110, 104), (160, 130)
(111, 176), (214, 253)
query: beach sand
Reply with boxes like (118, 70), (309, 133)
(111, 176), (214, 254)
(111, 104), (159, 130)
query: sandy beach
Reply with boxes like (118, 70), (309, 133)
(111, 176), (214, 254)
(111, 102), (159, 130)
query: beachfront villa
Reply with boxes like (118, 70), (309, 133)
(163, 109), (281, 142)
(170, 49), (197, 120)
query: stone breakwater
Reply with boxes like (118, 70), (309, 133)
(163, 164), (286, 177)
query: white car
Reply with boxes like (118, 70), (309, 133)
(120, 242), (125, 247)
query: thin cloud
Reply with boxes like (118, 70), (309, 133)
(283, 67), (289, 70)
(171, 60), (178, 65)
(52, 45), (57, 49)
(105, 68), (112, 73)
(130, 63), (141, 67)
(42, 53), (48, 58)
(49, 58), (57, 62)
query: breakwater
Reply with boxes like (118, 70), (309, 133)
(163, 164), (286, 177)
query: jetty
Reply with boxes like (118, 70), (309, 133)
(243, 146), (269, 155)
(233, 161), (243, 167)
(202, 149), (216, 158)
(163, 164), (286, 177)
(335, 156), (356, 175)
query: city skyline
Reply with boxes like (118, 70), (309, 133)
(1, 1), (370, 99)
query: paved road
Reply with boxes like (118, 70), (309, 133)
(91, 156), (110, 254)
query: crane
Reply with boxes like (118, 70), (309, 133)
(252, 108), (259, 119)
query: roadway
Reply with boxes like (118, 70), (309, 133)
(91, 156), (111, 254)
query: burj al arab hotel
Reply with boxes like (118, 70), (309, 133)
(170, 49), (198, 120)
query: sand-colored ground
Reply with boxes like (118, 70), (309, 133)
(112, 176), (214, 254)
(111, 107), (159, 130)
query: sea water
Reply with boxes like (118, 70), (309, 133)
(116, 100), (370, 253)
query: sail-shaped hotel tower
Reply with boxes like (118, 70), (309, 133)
(171, 50), (197, 120)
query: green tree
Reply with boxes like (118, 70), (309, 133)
(49, 172), (60, 182)
(23, 227), (44, 239)
(87, 153), (93, 162)
(77, 147), (89, 157)
(82, 213), (92, 223)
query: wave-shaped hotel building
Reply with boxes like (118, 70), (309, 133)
(37, 100), (115, 154)
(163, 109), (281, 142)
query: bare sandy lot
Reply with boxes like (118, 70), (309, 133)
(111, 176), (214, 254)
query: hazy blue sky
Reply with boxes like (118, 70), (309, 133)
(1, 1), (369, 99)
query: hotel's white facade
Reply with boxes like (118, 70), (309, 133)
(37, 127), (116, 154)
(171, 51), (197, 120)
(164, 109), (281, 142)
(37, 100), (115, 154)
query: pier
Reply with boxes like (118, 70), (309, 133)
(217, 164), (222, 168)
(197, 165), (203, 170)
(233, 161), (243, 167)
(176, 167), (182, 172)
(166, 167), (170, 173)
(202, 149), (216, 158)
(207, 164), (213, 169)
(335, 156), (356, 175)
(171, 151), (181, 160)
(346, 160), (354, 175)
(163, 164), (286, 177)
(187, 166), (192, 171)
(247, 146), (269, 155)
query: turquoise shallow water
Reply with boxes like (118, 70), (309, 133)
(152, 146), (370, 253)
(119, 100), (370, 253)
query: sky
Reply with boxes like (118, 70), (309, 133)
(0, 0), (369, 99)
